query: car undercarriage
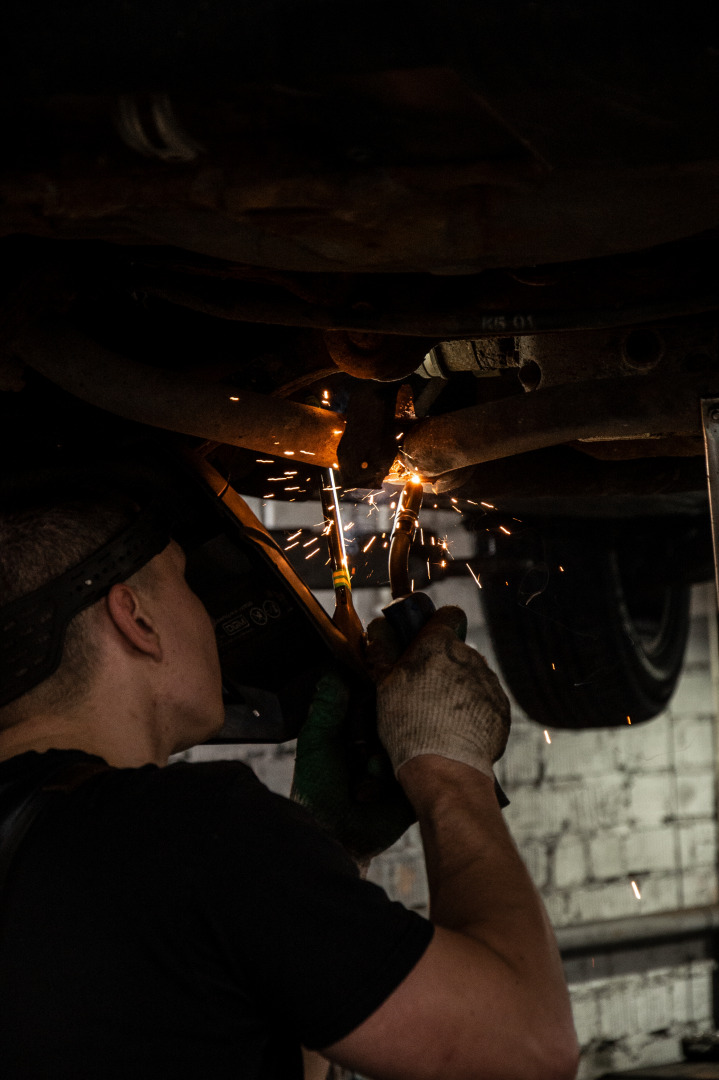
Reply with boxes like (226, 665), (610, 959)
(2, 0), (718, 731)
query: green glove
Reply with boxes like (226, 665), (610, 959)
(291, 670), (416, 862)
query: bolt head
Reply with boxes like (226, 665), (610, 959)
(710, 408), (719, 422)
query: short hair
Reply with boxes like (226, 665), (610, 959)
(0, 491), (139, 728)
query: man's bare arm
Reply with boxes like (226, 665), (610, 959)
(321, 759), (577, 1080)
(320, 610), (579, 1080)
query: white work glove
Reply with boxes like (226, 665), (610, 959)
(366, 606), (511, 779)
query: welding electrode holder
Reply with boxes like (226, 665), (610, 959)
(382, 479), (438, 648)
(382, 591), (437, 651)
(382, 480), (509, 809)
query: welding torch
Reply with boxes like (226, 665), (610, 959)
(382, 477), (436, 645)
(321, 468), (506, 808)
(383, 477), (509, 809)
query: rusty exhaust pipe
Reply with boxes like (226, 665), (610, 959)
(12, 322), (345, 467)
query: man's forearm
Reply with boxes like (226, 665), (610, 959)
(401, 757), (550, 934)
(399, 755), (575, 1042)
(326, 608), (578, 1080)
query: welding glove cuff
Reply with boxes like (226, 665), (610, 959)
(371, 607), (511, 778)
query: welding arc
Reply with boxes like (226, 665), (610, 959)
(389, 480), (423, 599)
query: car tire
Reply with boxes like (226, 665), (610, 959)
(478, 524), (691, 729)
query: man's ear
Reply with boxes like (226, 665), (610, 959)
(105, 583), (163, 660)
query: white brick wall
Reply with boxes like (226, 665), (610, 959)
(570, 961), (716, 1080)
(185, 501), (719, 1078)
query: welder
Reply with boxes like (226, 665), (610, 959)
(0, 479), (578, 1080)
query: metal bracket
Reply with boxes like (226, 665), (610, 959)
(700, 398), (719, 610)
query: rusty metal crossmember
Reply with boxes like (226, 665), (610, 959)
(403, 371), (719, 479)
(12, 321), (345, 468)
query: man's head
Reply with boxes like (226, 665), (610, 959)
(0, 487), (224, 762)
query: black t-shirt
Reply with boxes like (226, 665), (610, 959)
(0, 750), (433, 1079)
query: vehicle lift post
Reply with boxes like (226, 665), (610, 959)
(701, 399), (719, 611)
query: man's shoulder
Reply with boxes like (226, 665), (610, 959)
(113, 753), (278, 820)
(161, 754), (263, 791)
(0, 748), (262, 796)
(0, 747), (284, 839)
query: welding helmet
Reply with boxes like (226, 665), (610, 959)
(0, 442), (364, 742)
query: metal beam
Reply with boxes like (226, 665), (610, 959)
(555, 904), (719, 956)
(13, 322), (345, 468)
(403, 371), (717, 478)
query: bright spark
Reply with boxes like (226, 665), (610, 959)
(481, 501), (495, 509)
(256, 459), (274, 464)
(363, 536), (376, 553)
(284, 470), (297, 476)
(229, 396), (240, 401)
(631, 881), (641, 900)
(499, 526), (511, 535)
(284, 451), (295, 456)
(263, 494), (275, 499)
(285, 486), (300, 491)
(544, 730), (552, 744)
(305, 548), (320, 559)
(343, 522), (355, 531)
(452, 505), (462, 514)
(299, 450), (316, 456)
(559, 565), (565, 572)
(286, 530), (302, 541)
(303, 537), (319, 547)
(467, 564), (482, 589)
(396, 432), (404, 440)
(285, 542), (299, 551)
(627, 716), (632, 725)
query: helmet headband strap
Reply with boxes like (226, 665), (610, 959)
(0, 504), (172, 708)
